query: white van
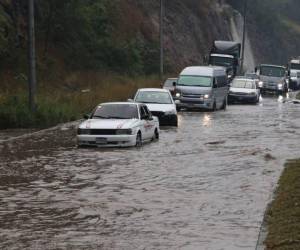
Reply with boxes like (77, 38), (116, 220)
(174, 66), (229, 111)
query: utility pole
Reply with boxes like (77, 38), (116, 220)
(240, 0), (247, 74)
(28, 0), (37, 112)
(159, 0), (164, 78)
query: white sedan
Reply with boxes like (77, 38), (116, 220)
(132, 88), (178, 126)
(77, 102), (159, 147)
(228, 78), (260, 104)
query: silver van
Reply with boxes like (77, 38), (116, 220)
(174, 66), (229, 111)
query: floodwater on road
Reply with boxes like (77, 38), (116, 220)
(0, 96), (300, 250)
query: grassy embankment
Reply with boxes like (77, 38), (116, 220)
(0, 72), (160, 129)
(264, 159), (300, 249)
(297, 92), (300, 100)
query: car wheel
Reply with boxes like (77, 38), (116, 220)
(211, 101), (217, 112)
(152, 128), (159, 141)
(135, 132), (142, 147)
(171, 116), (178, 127)
(221, 97), (227, 111)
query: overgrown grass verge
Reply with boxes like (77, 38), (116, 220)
(265, 159), (300, 250)
(0, 73), (160, 129)
(296, 92), (300, 100)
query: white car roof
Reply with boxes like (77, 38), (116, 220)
(260, 64), (285, 69)
(180, 66), (226, 76)
(291, 59), (300, 64)
(210, 53), (234, 58)
(99, 102), (139, 106)
(137, 88), (170, 92)
(233, 78), (255, 82)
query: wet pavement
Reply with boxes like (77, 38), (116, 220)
(0, 95), (300, 250)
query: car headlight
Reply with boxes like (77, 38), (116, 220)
(258, 81), (264, 88)
(227, 75), (232, 79)
(115, 129), (133, 135)
(176, 93), (181, 98)
(77, 128), (90, 135)
(285, 79), (290, 83)
(203, 94), (210, 99)
(277, 83), (283, 89)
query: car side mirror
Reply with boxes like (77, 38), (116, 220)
(83, 114), (90, 119)
(213, 79), (217, 88)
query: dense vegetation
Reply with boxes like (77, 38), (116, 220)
(0, 0), (159, 75)
(0, 0), (300, 128)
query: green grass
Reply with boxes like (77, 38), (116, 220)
(296, 92), (300, 100)
(0, 73), (161, 129)
(265, 159), (300, 250)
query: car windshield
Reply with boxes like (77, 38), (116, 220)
(135, 91), (172, 104)
(164, 79), (176, 87)
(209, 56), (234, 67)
(260, 66), (285, 77)
(291, 63), (300, 70)
(91, 104), (139, 119)
(245, 73), (258, 79)
(232, 79), (256, 89)
(178, 75), (212, 87)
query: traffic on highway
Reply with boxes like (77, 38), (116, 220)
(1, 39), (300, 250)
(77, 41), (299, 148)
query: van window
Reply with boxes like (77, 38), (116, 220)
(216, 76), (227, 87)
(178, 76), (212, 87)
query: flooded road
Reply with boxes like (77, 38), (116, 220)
(1, 96), (300, 250)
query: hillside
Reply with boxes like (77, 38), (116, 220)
(0, 0), (233, 77)
(1, 0), (300, 80)
(1, 0), (300, 128)
(228, 0), (300, 65)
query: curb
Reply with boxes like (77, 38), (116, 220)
(0, 121), (80, 143)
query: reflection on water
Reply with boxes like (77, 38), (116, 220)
(202, 114), (212, 127)
(278, 95), (284, 102)
(1, 98), (300, 249)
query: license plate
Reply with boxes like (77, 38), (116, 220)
(96, 138), (107, 144)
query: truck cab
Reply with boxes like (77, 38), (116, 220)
(255, 64), (288, 95)
(288, 59), (300, 90)
(208, 41), (241, 81)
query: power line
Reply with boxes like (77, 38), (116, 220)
(159, 0), (164, 78)
(241, 0), (247, 74)
(28, 0), (37, 112)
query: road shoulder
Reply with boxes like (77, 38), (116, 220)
(263, 159), (300, 249)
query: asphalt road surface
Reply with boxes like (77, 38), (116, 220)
(0, 95), (300, 250)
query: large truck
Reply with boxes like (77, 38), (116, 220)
(208, 41), (241, 81)
(255, 64), (289, 95)
(287, 59), (300, 90)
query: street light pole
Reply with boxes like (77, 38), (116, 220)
(159, 0), (164, 78)
(241, 0), (247, 74)
(28, 0), (37, 112)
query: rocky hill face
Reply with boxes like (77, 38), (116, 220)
(229, 0), (300, 66)
(0, 0), (234, 76)
(130, 0), (233, 72)
(0, 0), (299, 79)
